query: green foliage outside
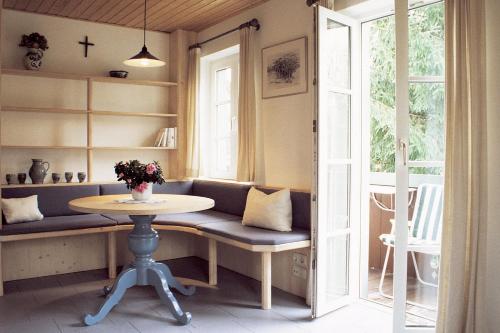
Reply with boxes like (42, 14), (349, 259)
(368, 3), (445, 174)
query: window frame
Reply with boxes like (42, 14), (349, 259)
(200, 49), (239, 180)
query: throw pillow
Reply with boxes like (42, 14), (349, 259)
(2, 195), (44, 224)
(242, 187), (292, 232)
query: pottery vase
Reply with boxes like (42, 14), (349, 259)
(23, 48), (44, 70)
(29, 159), (50, 184)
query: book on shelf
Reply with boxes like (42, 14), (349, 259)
(154, 127), (177, 148)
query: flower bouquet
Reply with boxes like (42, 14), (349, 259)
(114, 160), (165, 201)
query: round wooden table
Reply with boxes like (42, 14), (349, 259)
(69, 194), (214, 326)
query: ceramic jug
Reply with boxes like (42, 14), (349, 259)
(29, 159), (50, 184)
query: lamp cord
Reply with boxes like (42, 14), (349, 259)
(143, 0), (146, 46)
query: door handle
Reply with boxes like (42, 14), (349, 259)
(399, 139), (407, 166)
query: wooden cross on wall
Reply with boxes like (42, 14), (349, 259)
(78, 36), (94, 58)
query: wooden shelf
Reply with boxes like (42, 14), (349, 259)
(2, 68), (177, 88)
(1, 179), (183, 188)
(90, 146), (175, 150)
(1, 105), (87, 115)
(1, 145), (87, 149)
(91, 76), (177, 87)
(1, 181), (114, 188)
(90, 110), (177, 118)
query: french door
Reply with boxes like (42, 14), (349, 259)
(312, 5), (361, 317)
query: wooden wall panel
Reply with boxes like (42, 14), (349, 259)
(3, 230), (199, 281)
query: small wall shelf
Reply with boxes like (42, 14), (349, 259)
(2, 68), (177, 87)
(90, 147), (175, 150)
(1, 106), (87, 115)
(1, 145), (87, 149)
(91, 110), (177, 118)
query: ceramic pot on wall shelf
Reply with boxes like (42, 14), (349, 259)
(29, 159), (49, 184)
(17, 173), (26, 184)
(77, 172), (86, 183)
(23, 48), (44, 70)
(6, 174), (15, 185)
(52, 173), (61, 184)
(65, 172), (73, 183)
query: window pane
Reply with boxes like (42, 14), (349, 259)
(216, 68), (232, 102)
(327, 92), (351, 160)
(216, 103), (231, 137)
(409, 2), (445, 77)
(409, 82), (445, 170)
(327, 164), (350, 231)
(324, 234), (349, 302)
(366, 15), (396, 173)
(326, 19), (350, 89)
(215, 138), (231, 173)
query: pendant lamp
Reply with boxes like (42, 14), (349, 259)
(124, 0), (165, 67)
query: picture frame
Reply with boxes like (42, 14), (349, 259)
(261, 37), (308, 99)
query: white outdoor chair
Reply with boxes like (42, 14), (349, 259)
(378, 184), (443, 307)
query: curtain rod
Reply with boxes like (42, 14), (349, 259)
(188, 18), (260, 50)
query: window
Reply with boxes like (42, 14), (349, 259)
(200, 46), (239, 180)
(363, 2), (444, 186)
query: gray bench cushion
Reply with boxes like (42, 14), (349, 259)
(192, 180), (251, 216)
(199, 221), (310, 245)
(99, 181), (193, 196)
(2, 185), (100, 218)
(256, 187), (311, 230)
(0, 214), (116, 235)
(103, 210), (240, 227)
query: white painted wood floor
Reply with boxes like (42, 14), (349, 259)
(0, 257), (393, 333)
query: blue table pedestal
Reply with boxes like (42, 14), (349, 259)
(83, 215), (195, 326)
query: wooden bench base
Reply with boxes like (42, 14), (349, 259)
(0, 225), (310, 308)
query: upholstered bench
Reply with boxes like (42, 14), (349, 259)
(0, 185), (119, 296)
(102, 180), (311, 309)
(0, 180), (311, 310)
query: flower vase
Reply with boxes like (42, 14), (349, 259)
(131, 182), (153, 201)
(23, 48), (44, 70)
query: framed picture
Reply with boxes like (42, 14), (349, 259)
(262, 37), (308, 99)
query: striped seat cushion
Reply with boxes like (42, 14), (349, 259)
(410, 184), (443, 242)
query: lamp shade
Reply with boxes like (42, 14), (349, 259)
(123, 45), (165, 68)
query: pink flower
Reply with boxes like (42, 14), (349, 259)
(146, 163), (157, 175)
(135, 182), (149, 193)
(126, 179), (131, 184)
(119, 173), (124, 178)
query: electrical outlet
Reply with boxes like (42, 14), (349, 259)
(293, 252), (308, 268)
(292, 265), (307, 279)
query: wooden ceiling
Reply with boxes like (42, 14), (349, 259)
(3, 0), (270, 33)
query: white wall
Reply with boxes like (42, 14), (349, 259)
(197, 0), (314, 191)
(195, 0), (314, 299)
(1, 10), (171, 182)
(485, 0), (500, 329)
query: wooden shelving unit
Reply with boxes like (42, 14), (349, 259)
(0, 68), (178, 183)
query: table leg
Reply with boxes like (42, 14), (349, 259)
(84, 267), (137, 325)
(152, 262), (196, 296)
(83, 214), (194, 326)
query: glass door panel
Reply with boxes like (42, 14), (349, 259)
(313, 5), (360, 318)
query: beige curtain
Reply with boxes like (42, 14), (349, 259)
(185, 46), (201, 178)
(437, 0), (487, 331)
(236, 26), (257, 182)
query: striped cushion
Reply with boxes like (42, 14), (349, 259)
(409, 184), (443, 242)
(379, 234), (440, 246)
